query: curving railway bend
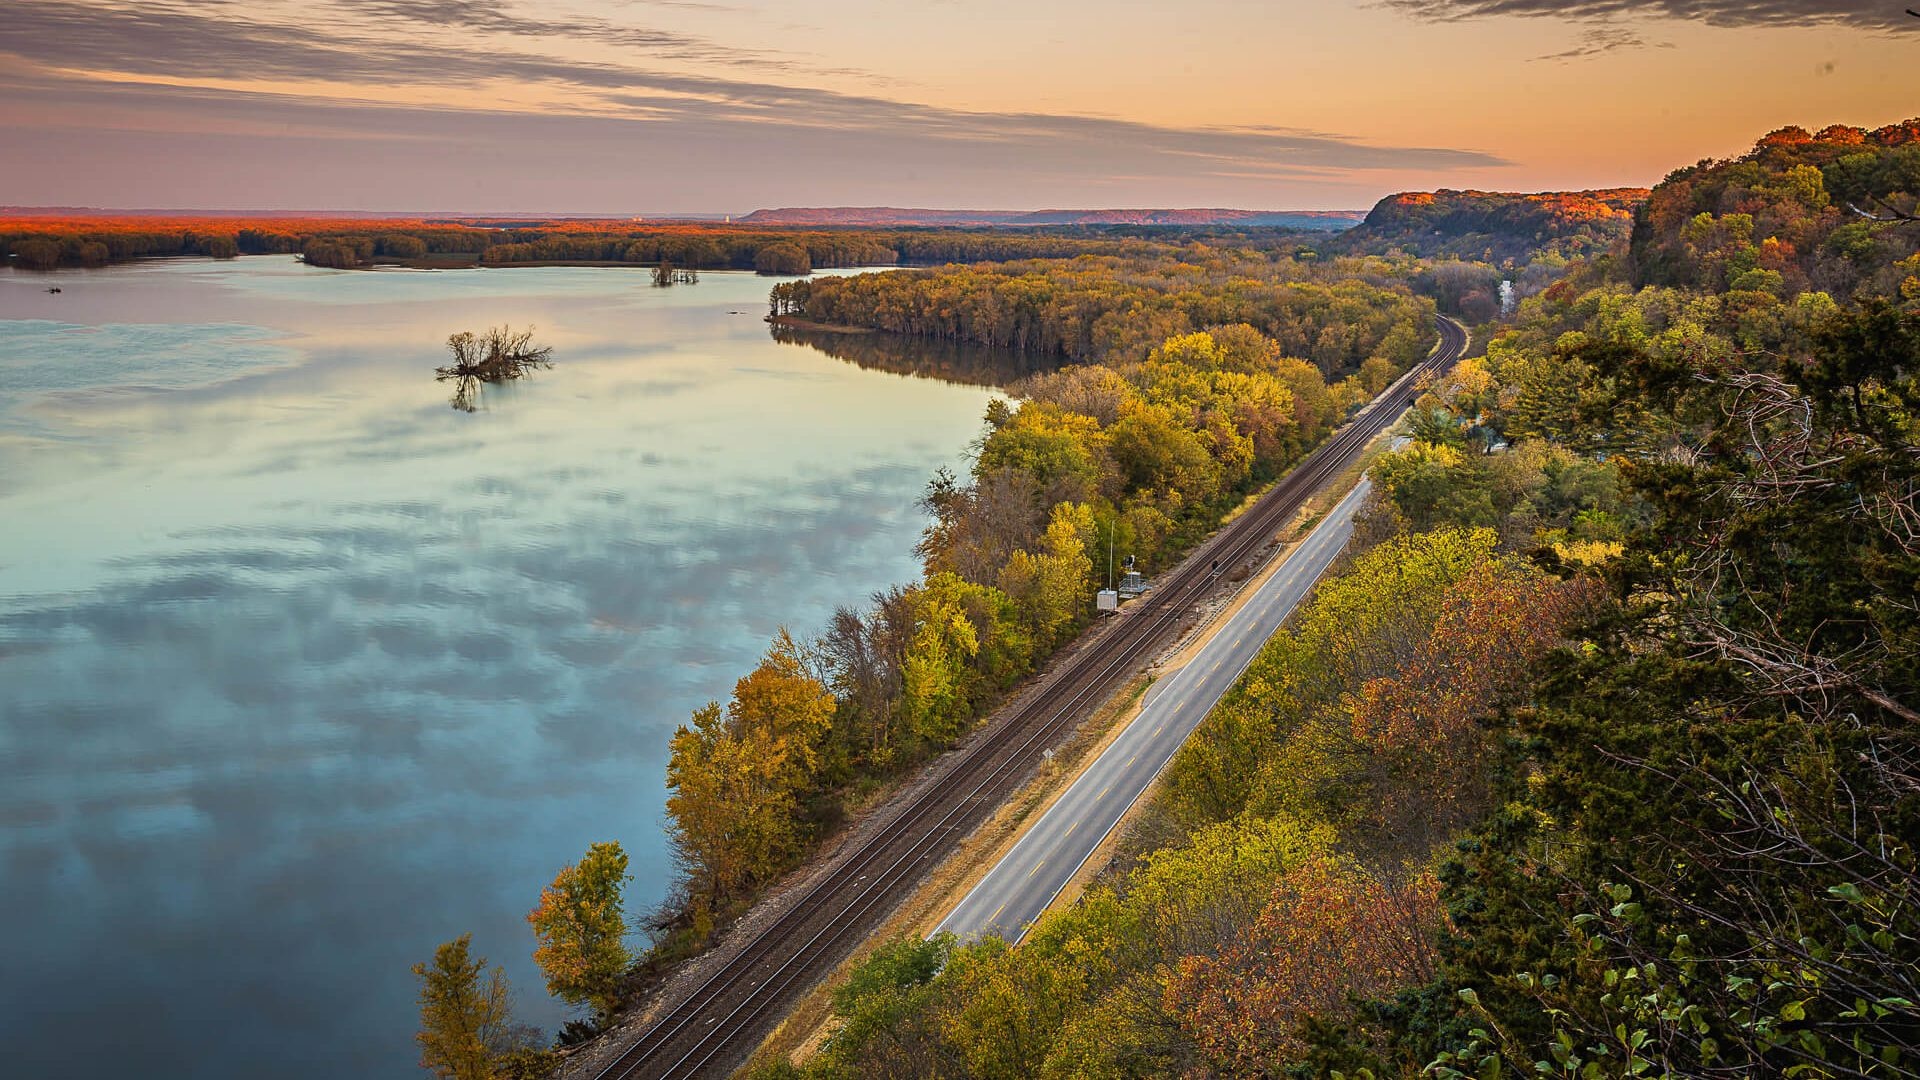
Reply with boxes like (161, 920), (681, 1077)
(582, 314), (1469, 1080)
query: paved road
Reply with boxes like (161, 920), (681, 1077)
(935, 475), (1377, 944)
(575, 318), (1460, 1080)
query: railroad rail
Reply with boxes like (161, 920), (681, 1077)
(586, 315), (1468, 1080)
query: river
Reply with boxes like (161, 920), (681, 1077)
(0, 257), (999, 1078)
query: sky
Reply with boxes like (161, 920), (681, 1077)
(0, 0), (1915, 214)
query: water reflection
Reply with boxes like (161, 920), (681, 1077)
(769, 323), (1052, 387)
(0, 259), (996, 1080)
(436, 325), (556, 413)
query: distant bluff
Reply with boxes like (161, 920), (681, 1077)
(1338, 188), (1650, 266)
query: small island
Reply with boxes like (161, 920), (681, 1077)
(436, 325), (552, 412)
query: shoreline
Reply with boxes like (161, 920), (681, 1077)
(764, 315), (877, 334)
(3, 251), (906, 275)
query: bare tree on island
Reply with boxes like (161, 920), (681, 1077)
(436, 325), (554, 412)
(651, 259), (698, 286)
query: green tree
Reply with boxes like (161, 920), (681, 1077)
(996, 501), (1095, 648)
(526, 841), (631, 1016)
(899, 573), (985, 743)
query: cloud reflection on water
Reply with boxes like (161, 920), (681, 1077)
(0, 259), (994, 1079)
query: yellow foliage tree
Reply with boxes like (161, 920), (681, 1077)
(526, 842), (631, 1018)
(997, 501), (1095, 648)
(412, 933), (516, 1080)
(666, 632), (836, 914)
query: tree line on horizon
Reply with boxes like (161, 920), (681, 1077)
(3, 214), (1310, 274)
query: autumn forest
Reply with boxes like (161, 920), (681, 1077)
(751, 118), (1920, 1080)
(344, 118), (1920, 1080)
(7, 115), (1919, 1080)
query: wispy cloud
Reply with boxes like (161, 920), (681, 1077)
(0, 0), (1512, 210)
(1530, 25), (1675, 60)
(4, 0), (818, 79)
(1383, 0), (1920, 31)
(332, 0), (807, 69)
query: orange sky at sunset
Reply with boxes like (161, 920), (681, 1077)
(1, 0), (1914, 212)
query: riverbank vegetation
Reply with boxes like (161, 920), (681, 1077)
(772, 118), (1920, 1078)
(401, 213), (1448, 1073)
(633, 241), (1459, 985)
(401, 118), (1919, 1078)
(659, 301), (1433, 944)
(414, 840), (634, 1079)
(408, 173), (1627, 1073)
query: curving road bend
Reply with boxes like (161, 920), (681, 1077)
(935, 474), (1376, 944)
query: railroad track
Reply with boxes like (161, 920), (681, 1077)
(587, 315), (1468, 1080)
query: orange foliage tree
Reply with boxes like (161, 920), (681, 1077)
(1348, 561), (1596, 853)
(1164, 856), (1444, 1073)
(1351, 562), (1594, 753)
(665, 631), (837, 917)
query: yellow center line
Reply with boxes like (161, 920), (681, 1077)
(1026, 859), (1046, 879)
(990, 902), (1006, 921)
(1065, 820), (1079, 836)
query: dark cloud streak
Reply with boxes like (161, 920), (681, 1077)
(0, 0), (1502, 174)
(334, 0), (803, 69)
(1529, 25), (1675, 59)
(0, 0), (1509, 209)
(3, 0), (801, 77)
(1384, 0), (1920, 31)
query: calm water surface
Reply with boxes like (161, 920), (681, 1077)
(0, 257), (996, 1078)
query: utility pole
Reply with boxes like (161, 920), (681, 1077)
(1106, 518), (1115, 590)
(1095, 517), (1121, 614)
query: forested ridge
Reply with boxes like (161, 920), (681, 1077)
(762, 119), (1920, 1079)
(770, 251), (1434, 371)
(1336, 188), (1648, 269)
